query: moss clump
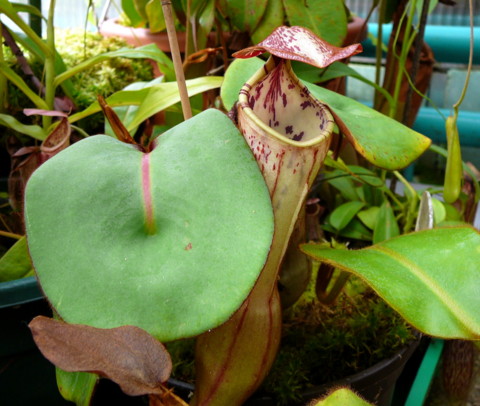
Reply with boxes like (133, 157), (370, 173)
(261, 277), (416, 405)
(2, 29), (154, 135)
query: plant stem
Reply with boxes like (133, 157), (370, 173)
(374, 0), (386, 107)
(0, 230), (23, 240)
(394, 170), (418, 232)
(453, 0), (474, 116)
(402, 0), (430, 124)
(161, 0), (192, 120)
(0, 24), (6, 112)
(43, 0), (57, 129)
(389, 0), (417, 119)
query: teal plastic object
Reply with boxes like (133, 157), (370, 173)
(0, 276), (43, 309)
(363, 24), (480, 65)
(404, 338), (445, 406)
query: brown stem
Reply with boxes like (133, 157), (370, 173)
(161, 0), (192, 120)
(1, 23), (44, 95)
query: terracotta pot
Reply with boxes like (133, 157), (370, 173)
(99, 18), (183, 52)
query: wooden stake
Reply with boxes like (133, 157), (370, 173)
(161, 0), (192, 120)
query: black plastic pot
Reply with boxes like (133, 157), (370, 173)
(0, 276), (71, 405)
(168, 335), (421, 406)
(244, 336), (421, 406)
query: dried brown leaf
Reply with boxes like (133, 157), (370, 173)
(29, 316), (172, 396)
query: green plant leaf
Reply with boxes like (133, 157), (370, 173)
(221, 57), (264, 111)
(145, 0), (166, 33)
(432, 198), (446, 224)
(105, 77), (165, 137)
(313, 388), (373, 406)
(358, 206), (380, 230)
(338, 218), (373, 241)
(293, 61), (394, 108)
(122, 0), (145, 27)
(56, 369), (98, 406)
(302, 226), (480, 339)
(0, 237), (34, 282)
(282, 0), (347, 46)
(373, 201), (400, 244)
(70, 76), (222, 126)
(25, 109), (274, 342)
(0, 113), (47, 140)
(251, 0), (285, 44)
(324, 170), (360, 202)
(305, 82), (432, 170)
(330, 201), (365, 231)
(217, 0), (268, 33)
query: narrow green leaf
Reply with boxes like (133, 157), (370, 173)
(0, 113), (47, 140)
(56, 369), (98, 406)
(128, 76), (222, 129)
(69, 76), (223, 126)
(0, 237), (34, 282)
(302, 227), (480, 339)
(330, 201), (365, 231)
(105, 77), (165, 137)
(0, 62), (49, 110)
(373, 201), (400, 244)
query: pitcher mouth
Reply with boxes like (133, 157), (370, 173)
(238, 56), (334, 148)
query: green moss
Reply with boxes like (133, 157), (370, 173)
(166, 277), (415, 405)
(2, 29), (154, 135)
(261, 277), (416, 405)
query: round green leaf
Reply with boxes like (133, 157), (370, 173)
(25, 109), (274, 342)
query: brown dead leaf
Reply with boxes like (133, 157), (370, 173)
(29, 316), (172, 397)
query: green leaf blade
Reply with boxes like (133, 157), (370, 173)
(302, 227), (480, 339)
(25, 109), (274, 342)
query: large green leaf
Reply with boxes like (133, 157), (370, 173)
(301, 227), (480, 339)
(217, 0), (268, 33)
(25, 109), (274, 342)
(251, 0), (285, 44)
(282, 0), (347, 46)
(305, 82), (432, 170)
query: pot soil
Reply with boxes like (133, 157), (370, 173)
(167, 278), (419, 406)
